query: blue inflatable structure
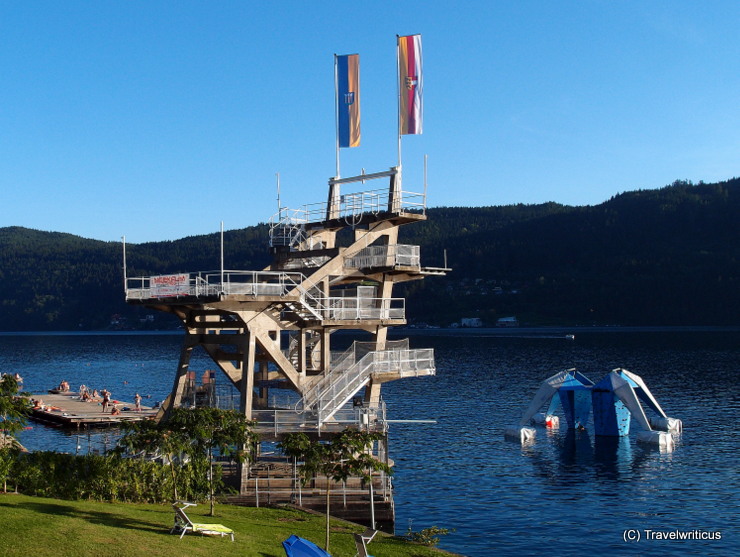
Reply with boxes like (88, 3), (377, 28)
(592, 368), (664, 436)
(506, 367), (681, 449)
(556, 370), (594, 429)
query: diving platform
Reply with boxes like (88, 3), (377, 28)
(27, 392), (157, 428)
(124, 165), (447, 531)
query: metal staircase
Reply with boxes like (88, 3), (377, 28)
(296, 341), (436, 425)
(269, 209), (308, 250)
(279, 276), (326, 322)
(286, 330), (322, 370)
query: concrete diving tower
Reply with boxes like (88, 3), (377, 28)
(125, 166), (447, 530)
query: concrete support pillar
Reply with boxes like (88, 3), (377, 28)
(166, 332), (197, 416)
(239, 332), (256, 420)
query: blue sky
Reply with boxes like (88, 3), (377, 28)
(1, 1), (738, 243)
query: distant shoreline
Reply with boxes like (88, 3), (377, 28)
(388, 325), (740, 335)
(1, 325), (739, 337)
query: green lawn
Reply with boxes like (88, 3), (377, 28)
(0, 494), (454, 557)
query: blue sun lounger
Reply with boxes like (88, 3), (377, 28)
(282, 535), (331, 556)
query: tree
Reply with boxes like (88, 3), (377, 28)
(0, 374), (29, 492)
(116, 417), (189, 501)
(279, 428), (392, 553)
(117, 407), (258, 513)
(166, 406), (258, 516)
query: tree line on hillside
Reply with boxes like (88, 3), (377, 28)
(0, 178), (738, 331)
(398, 178), (739, 326)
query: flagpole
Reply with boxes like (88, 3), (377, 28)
(396, 35), (402, 169)
(220, 221), (224, 291)
(121, 235), (127, 295)
(334, 54), (341, 178)
(276, 172), (281, 213)
(424, 153), (428, 210)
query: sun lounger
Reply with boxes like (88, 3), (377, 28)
(282, 534), (331, 556)
(353, 528), (377, 557)
(170, 501), (234, 541)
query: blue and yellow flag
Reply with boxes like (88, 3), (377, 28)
(336, 54), (361, 148)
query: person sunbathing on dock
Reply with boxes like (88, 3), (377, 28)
(110, 405), (121, 416)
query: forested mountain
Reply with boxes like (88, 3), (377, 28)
(1, 178), (738, 331)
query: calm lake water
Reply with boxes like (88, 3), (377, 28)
(1, 329), (738, 556)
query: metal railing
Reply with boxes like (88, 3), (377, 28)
(298, 342), (359, 411)
(344, 244), (421, 270)
(280, 255), (331, 270)
(253, 404), (387, 436)
(269, 170), (427, 249)
(243, 471), (392, 508)
(314, 347), (435, 424)
(300, 340), (411, 411)
(273, 188), (426, 226)
(273, 187), (426, 225)
(296, 341), (435, 425)
(324, 296), (405, 321)
(126, 270), (405, 323)
(125, 270), (302, 300)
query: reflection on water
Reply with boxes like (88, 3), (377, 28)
(385, 330), (739, 556)
(1, 329), (738, 556)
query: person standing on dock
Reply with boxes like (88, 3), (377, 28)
(102, 389), (110, 413)
(134, 393), (142, 412)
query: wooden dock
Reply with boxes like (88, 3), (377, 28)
(28, 392), (158, 428)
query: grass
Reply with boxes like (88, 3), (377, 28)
(0, 493), (454, 557)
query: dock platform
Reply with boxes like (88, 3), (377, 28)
(27, 392), (158, 428)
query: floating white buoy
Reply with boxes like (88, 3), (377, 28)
(648, 416), (682, 433)
(504, 426), (536, 443)
(636, 430), (674, 450)
(545, 415), (559, 428)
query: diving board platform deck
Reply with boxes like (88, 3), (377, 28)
(123, 163), (448, 531)
(27, 392), (158, 427)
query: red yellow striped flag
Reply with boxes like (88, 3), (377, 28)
(398, 34), (423, 135)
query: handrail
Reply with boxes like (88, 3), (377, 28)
(316, 348), (435, 424)
(268, 171), (427, 249)
(254, 404), (388, 435)
(126, 270), (406, 322)
(295, 342), (435, 424)
(125, 270), (302, 300)
(279, 273), (326, 321)
(324, 297), (405, 321)
(344, 244), (421, 270)
(297, 343), (357, 412)
(271, 187), (426, 226)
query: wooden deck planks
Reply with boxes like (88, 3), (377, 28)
(27, 392), (158, 427)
